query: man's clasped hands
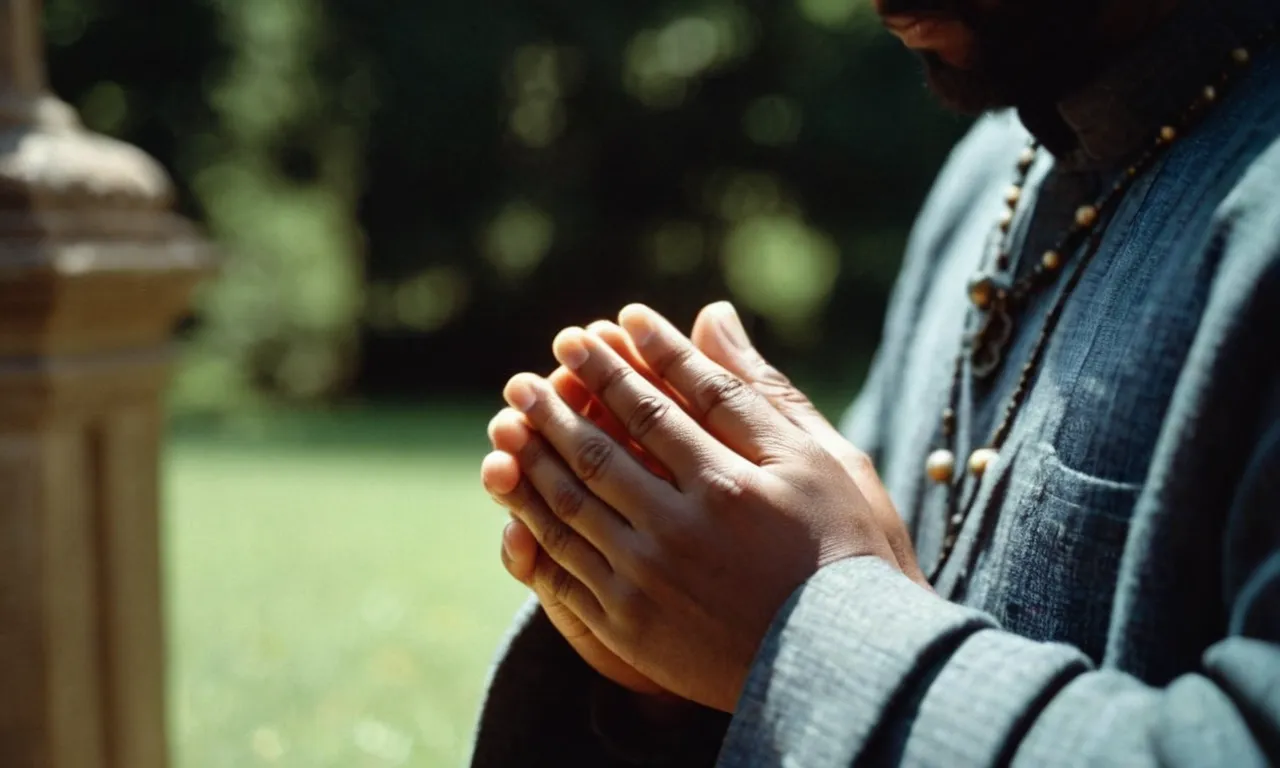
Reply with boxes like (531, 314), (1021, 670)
(481, 301), (932, 714)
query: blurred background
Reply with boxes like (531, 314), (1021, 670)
(43, 0), (971, 764)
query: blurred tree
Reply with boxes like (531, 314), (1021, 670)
(45, 0), (972, 411)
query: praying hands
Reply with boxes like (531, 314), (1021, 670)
(481, 302), (929, 713)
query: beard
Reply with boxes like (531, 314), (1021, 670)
(886, 0), (1116, 113)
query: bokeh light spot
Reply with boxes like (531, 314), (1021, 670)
(482, 201), (555, 281)
(649, 221), (706, 275)
(743, 95), (803, 146)
(722, 214), (840, 334)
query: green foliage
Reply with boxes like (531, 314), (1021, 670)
(45, 0), (973, 409)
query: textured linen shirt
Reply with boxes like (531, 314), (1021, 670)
(470, 1), (1280, 765)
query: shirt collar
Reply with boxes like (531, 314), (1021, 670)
(1017, 0), (1280, 171)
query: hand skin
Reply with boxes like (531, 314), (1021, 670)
(486, 321), (677, 699)
(482, 302), (927, 713)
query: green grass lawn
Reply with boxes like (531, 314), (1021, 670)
(163, 407), (528, 768)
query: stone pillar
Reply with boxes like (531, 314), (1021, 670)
(0, 1), (213, 766)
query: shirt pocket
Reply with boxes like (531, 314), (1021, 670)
(994, 440), (1142, 662)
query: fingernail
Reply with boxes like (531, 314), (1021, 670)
(620, 305), (655, 347)
(712, 301), (751, 350)
(492, 412), (529, 451)
(554, 330), (590, 370)
(507, 419), (529, 450)
(505, 378), (538, 413)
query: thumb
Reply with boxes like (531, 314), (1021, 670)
(692, 301), (835, 439)
(694, 301), (929, 587)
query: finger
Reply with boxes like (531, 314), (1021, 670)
(482, 450), (615, 598)
(691, 302), (836, 440)
(618, 304), (802, 465)
(549, 329), (746, 493)
(584, 322), (683, 481)
(549, 366), (594, 414)
(490, 408), (538, 457)
(492, 408), (640, 554)
(692, 302), (929, 585)
(549, 367), (633, 448)
(505, 373), (686, 523)
(586, 320), (690, 411)
(537, 377), (675, 483)
(531, 548), (606, 628)
(502, 519), (537, 584)
(586, 322), (686, 483)
(554, 326), (748, 484)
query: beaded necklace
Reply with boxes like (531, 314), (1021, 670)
(925, 29), (1277, 584)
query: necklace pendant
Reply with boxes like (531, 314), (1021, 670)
(971, 299), (1014, 379)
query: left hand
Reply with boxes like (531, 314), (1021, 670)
(485, 303), (919, 712)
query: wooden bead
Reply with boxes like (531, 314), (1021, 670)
(1233, 47), (1251, 65)
(1005, 185), (1022, 206)
(926, 450), (956, 484)
(1203, 85), (1217, 103)
(1017, 147), (1036, 170)
(1042, 250), (1062, 270)
(1160, 125), (1177, 143)
(949, 513), (965, 528)
(968, 274), (996, 310)
(1075, 205), (1099, 228)
(968, 448), (999, 477)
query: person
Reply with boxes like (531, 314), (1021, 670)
(470, 0), (1280, 764)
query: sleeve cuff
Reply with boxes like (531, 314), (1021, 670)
(719, 556), (995, 766)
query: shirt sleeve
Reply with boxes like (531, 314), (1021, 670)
(718, 419), (1280, 768)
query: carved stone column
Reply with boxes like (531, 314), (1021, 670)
(0, 2), (213, 766)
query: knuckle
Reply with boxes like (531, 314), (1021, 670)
(541, 518), (575, 559)
(517, 436), (545, 470)
(844, 446), (876, 476)
(695, 372), (752, 416)
(653, 345), (697, 379)
(573, 437), (614, 483)
(627, 395), (670, 438)
(551, 480), (586, 522)
(755, 366), (810, 406)
(699, 465), (755, 508)
(548, 565), (577, 606)
(749, 363), (815, 411)
(596, 364), (635, 398)
(753, 362), (794, 391)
